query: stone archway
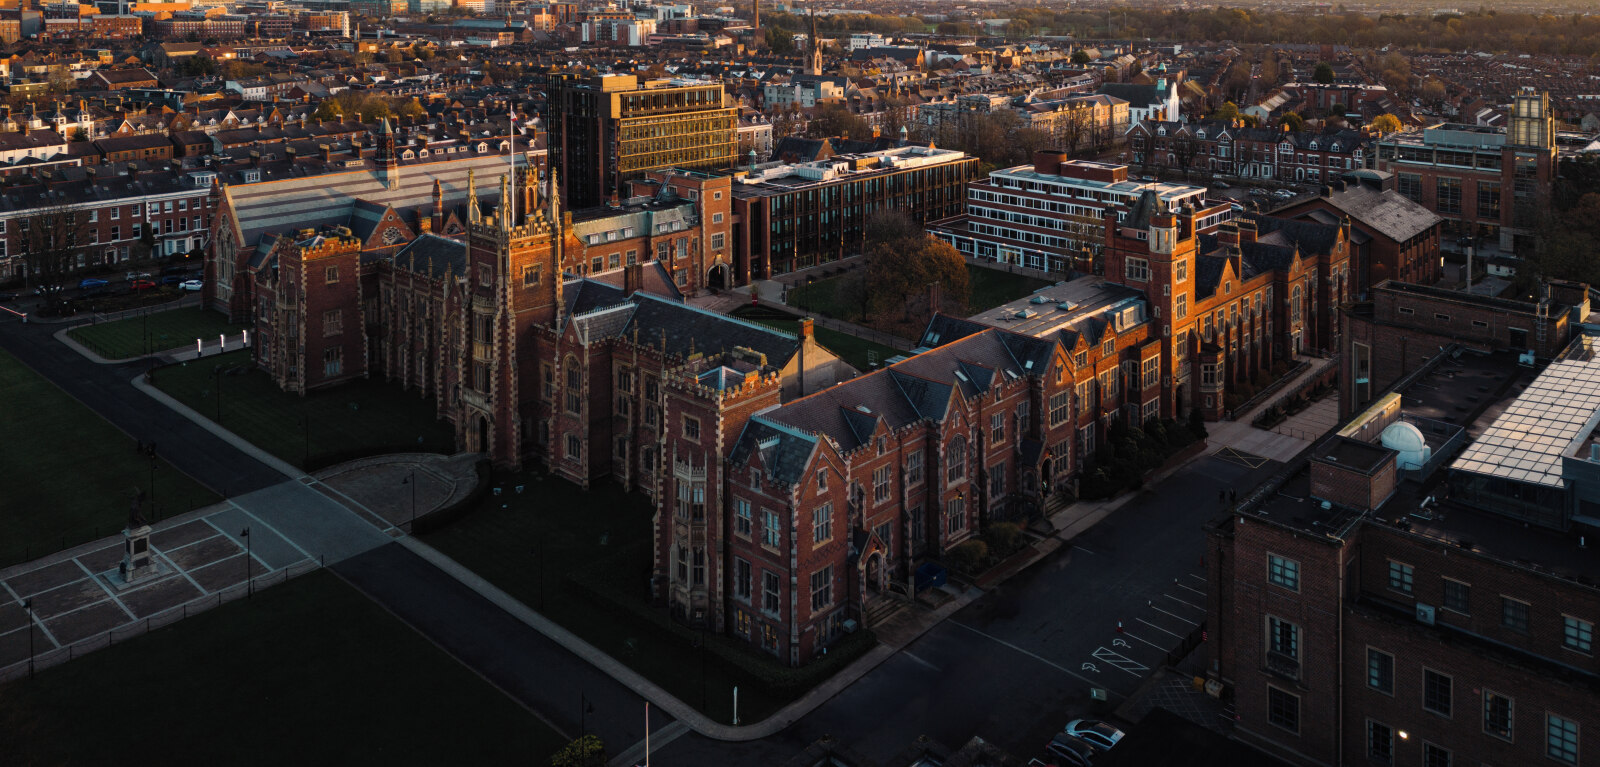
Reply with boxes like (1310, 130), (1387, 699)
(707, 262), (729, 290)
(475, 415), (490, 454)
(864, 551), (885, 594)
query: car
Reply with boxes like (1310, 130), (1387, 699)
(1274, 189), (1295, 199)
(1211, 180), (1230, 189)
(131, 279), (156, 291)
(124, 271), (153, 281)
(79, 278), (109, 289)
(159, 275), (184, 286)
(180, 279), (203, 291)
(1248, 187), (1267, 196)
(1140, 175), (1156, 182)
(1045, 733), (1096, 766)
(1063, 719), (1125, 752)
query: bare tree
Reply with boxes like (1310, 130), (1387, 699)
(1169, 132), (1203, 182)
(18, 202), (86, 294)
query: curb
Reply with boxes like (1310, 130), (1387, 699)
(128, 372), (304, 481)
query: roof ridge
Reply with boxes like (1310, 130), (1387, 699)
(631, 292), (799, 340)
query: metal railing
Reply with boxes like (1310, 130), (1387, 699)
(0, 558), (321, 684)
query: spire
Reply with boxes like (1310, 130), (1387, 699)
(499, 174), (512, 233)
(808, 5), (822, 76)
(467, 168), (481, 224)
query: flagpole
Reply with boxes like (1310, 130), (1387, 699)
(509, 100), (517, 225)
(644, 701), (651, 767)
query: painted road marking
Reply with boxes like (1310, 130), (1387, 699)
(1072, 545), (1097, 555)
(1164, 592), (1206, 612)
(1178, 581), (1207, 597)
(1092, 647), (1148, 677)
(1120, 631), (1165, 651)
(1151, 604), (1199, 626)
(1081, 662), (1099, 673)
(1187, 573), (1207, 583)
(949, 621), (1116, 694)
(902, 651), (938, 672)
(1138, 618), (1185, 640)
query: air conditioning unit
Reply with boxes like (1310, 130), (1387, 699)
(1416, 603), (1436, 626)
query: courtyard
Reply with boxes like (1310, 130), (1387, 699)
(67, 306), (239, 361)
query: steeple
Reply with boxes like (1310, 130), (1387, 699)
(807, 5), (823, 77)
(466, 168), (481, 224)
(751, 0), (759, 32)
(375, 117), (399, 190)
(499, 174), (512, 233)
(432, 178), (444, 233)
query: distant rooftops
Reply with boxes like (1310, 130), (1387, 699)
(732, 145), (968, 196)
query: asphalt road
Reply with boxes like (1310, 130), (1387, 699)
(654, 450), (1282, 766)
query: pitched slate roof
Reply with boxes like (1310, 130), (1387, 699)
(1299, 183), (1442, 243)
(388, 233), (467, 278)
(729, 417), (818, 486)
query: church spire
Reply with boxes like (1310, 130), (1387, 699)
(499, 174), (512, 233)
(807, 4), (823, 76)
(466, 168), (481, 224)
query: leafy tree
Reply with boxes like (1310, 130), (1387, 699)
(551, 735), (605, 767)
(1419, 78), (1447, 103)
(393, 97), (427, 119)
(1210, 101), (1240, 122)
(861, 233), (971, 320)
(765, 26), (796, 55)
(1312, 61), (1335, 84)
(358, 99), (393, 123)
(1370, 113), (1402, 135)
(312, 100), (342, 121)
(936, 22), (958, 35)
(1278, 111), (1305, 132)
(806, 104), (869, 140)
(1070, 49), (1091, 64)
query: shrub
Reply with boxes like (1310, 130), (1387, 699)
(946, 540), (989, 574)
(551, 735), (605, 767)
(982, 522), (1023, 558)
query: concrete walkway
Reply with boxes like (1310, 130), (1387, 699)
(55, 323), (249, 366)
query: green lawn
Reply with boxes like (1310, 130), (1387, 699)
(67, 306), (239, 360)
(0, 570), (565, 766)
(150, 350), (458, 469)
(731, 306), (903, 370)
(0, 348), (219, 568)
(967, 265), (1055, 314)
(422, 475), (873, 725)
(788, 264), (1054, 320)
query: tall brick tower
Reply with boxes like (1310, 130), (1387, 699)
(457, 168), (565, 467)
(375, 117), (399, 190)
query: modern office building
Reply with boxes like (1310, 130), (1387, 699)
(1372, 88), (1555, 255)
(548, 74), (738, 209)
(928, 154), (1212, 276)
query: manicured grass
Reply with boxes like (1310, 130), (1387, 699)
(731, 306), (903, 370)
(67, 306), (239, 360)
(150, 350), (457, 469)
(787, 264), (1055, 320)
(0, 348), (219, 568)
(966, 265), (1055, 314)
(423, 475), (874, 725)
(0, 569), (565, 766)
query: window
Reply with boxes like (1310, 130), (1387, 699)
(1442, 579), (1470, 614)
(1483, 690), (1513, 740)
(989, 461), (1005, 499)
(683, 415), (700, 441)
(816, 469), (827, 492)
(1267, 686), (1299, 734)
(675, 545), (687, 582)
(1399, 173), (1422, 201)
(1103, 339), (1115, 357)
(990, 412), (1004, 444)
(1368, 648), (1394, 694)
(1175, 293), (1188, 320)
(735, 558), (751, 599)
(1478, 180), (1501, 219)
(325, 264), (339, 283)
(691, 548), (704, 585)
(946, 495), (966, 534)
(1175, 259), (1187, 282)
(812, 503), (832, 544)
(322, 309), (343, 336)
(1437, 177), (1462, 215)
(478, 265), (492, 287)
(1565, 616), (1594, 654)
(734, 498), (752, 537)
(711, 232), (725, 250)
(322, 346), (342, 376)
(762, 571), (780, 613)
(863, 466), (889, 507)
(1368, 720), (1393, 764)
(1267, 616), (1298, 660)
(1125, 257), (1149, 282)
(761, 509), (780, 548)
(1423, 743), (1451, 767)
(947, 436), (967, 482)
(810, 566), (832, 611)
(523, 265), (541, 286)
(1049, 391), (1071, 426)
(1268, 554), (1299, 591)
(1547, 713), (1579, 764)
(1502, 597), (1529, 633)
(1423, 669), (1452, 717)
(906, 450), (923, 485)
(1388, 560), (1413, 594)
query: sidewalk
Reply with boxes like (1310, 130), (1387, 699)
(54, 325), (249, 366)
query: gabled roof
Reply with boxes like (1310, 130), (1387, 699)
(729, 417), (819, 486)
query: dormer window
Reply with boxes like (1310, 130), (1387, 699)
(1309, 141), (1318, 150)
(1157, 126), (1166, 136)
(1331, 143), (1341, 152)
(1196, 130), (1206, 139)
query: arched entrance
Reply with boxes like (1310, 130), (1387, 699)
(864, 551), (885, 594)
(475, 415), (490, 454)
(707, 263), (729, 290)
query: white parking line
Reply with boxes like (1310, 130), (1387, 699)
(1120, 631), (1165, 651)
(949, 621), (1117, 693)
(1178, 581), (1207, 597)
(1164, 593), (1206, 612)
(1072, 545), (1097, 555)
(1150, 604), (1199, 626)
(1187, 573), (1207, 583)
(1091, 647), (1147, 678)
(1138, 618), (1185, 640)
(903, 651), (939, 671)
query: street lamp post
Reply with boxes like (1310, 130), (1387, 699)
(580, 693), (594, 737)
(21, 598), (33, 679)
(241, 527), (252, 598)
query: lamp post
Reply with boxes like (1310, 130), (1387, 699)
(241, 527), (252, 598)
(580, 692), (594, 737)
(21, 598), (33, 679)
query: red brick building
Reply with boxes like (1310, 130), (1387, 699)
(1280, 173), (1443, 293)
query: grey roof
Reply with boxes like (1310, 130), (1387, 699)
(729, 417), (819, 486)
(1296, 184), (1441, 243)
(389, 234), (467, 278)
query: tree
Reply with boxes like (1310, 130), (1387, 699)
(765, 27), (796, 55)
(1168, 132), (1203, 181)
(1312, 61), (1335, 84)
(860, 234), (970, 322)
(312, 100), (343, 121)
(551, 735), (605, 767)
(1071, 49), (1092, 65)
(1278, 111), (1305, 132)
(1210, 101), (1241, 122)
(18, 203), (87, 294)
(1370, 113), (1402, 135)
(358, 99), (393, 123)
(393, 97), (427, 119)
(1419, 78), (1447, 104)
(936, 22), (958, 35)
(806, 104), (869, 140)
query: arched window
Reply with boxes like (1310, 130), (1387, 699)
(947, 435), (967, 482)
(1291, 285), (1304, 325)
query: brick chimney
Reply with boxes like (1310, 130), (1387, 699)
(1033, 149), (1067, 176)
(623, 262), (644, 297)
(798, 317), (814, 340)
(1236, 217), (1257, 245)
(1217, 221), (1240, 247)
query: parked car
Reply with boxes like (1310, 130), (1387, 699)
(79, 278), (109, 289)
(1140, 175), (1156, 182)
(1063, 720), (1125, 752)
(0, 291), (20, 301)
(1045, 733), (1096, 766)
(131, 279), (156, 291)
(180, 279), (203, 291)
(1211, 180), (1230, 189)
(1248, 187), (1267, 196)
(124, 271), (153, 281)
(33, 284), (62, 296)
(159, 275), (183, 286)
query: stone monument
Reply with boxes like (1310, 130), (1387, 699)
(115, 489), (161, 587)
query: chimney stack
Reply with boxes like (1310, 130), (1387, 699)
(798, 317), (814, 340)
(1236, 217), (1257, 245)
(623, 263), (644, 297)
